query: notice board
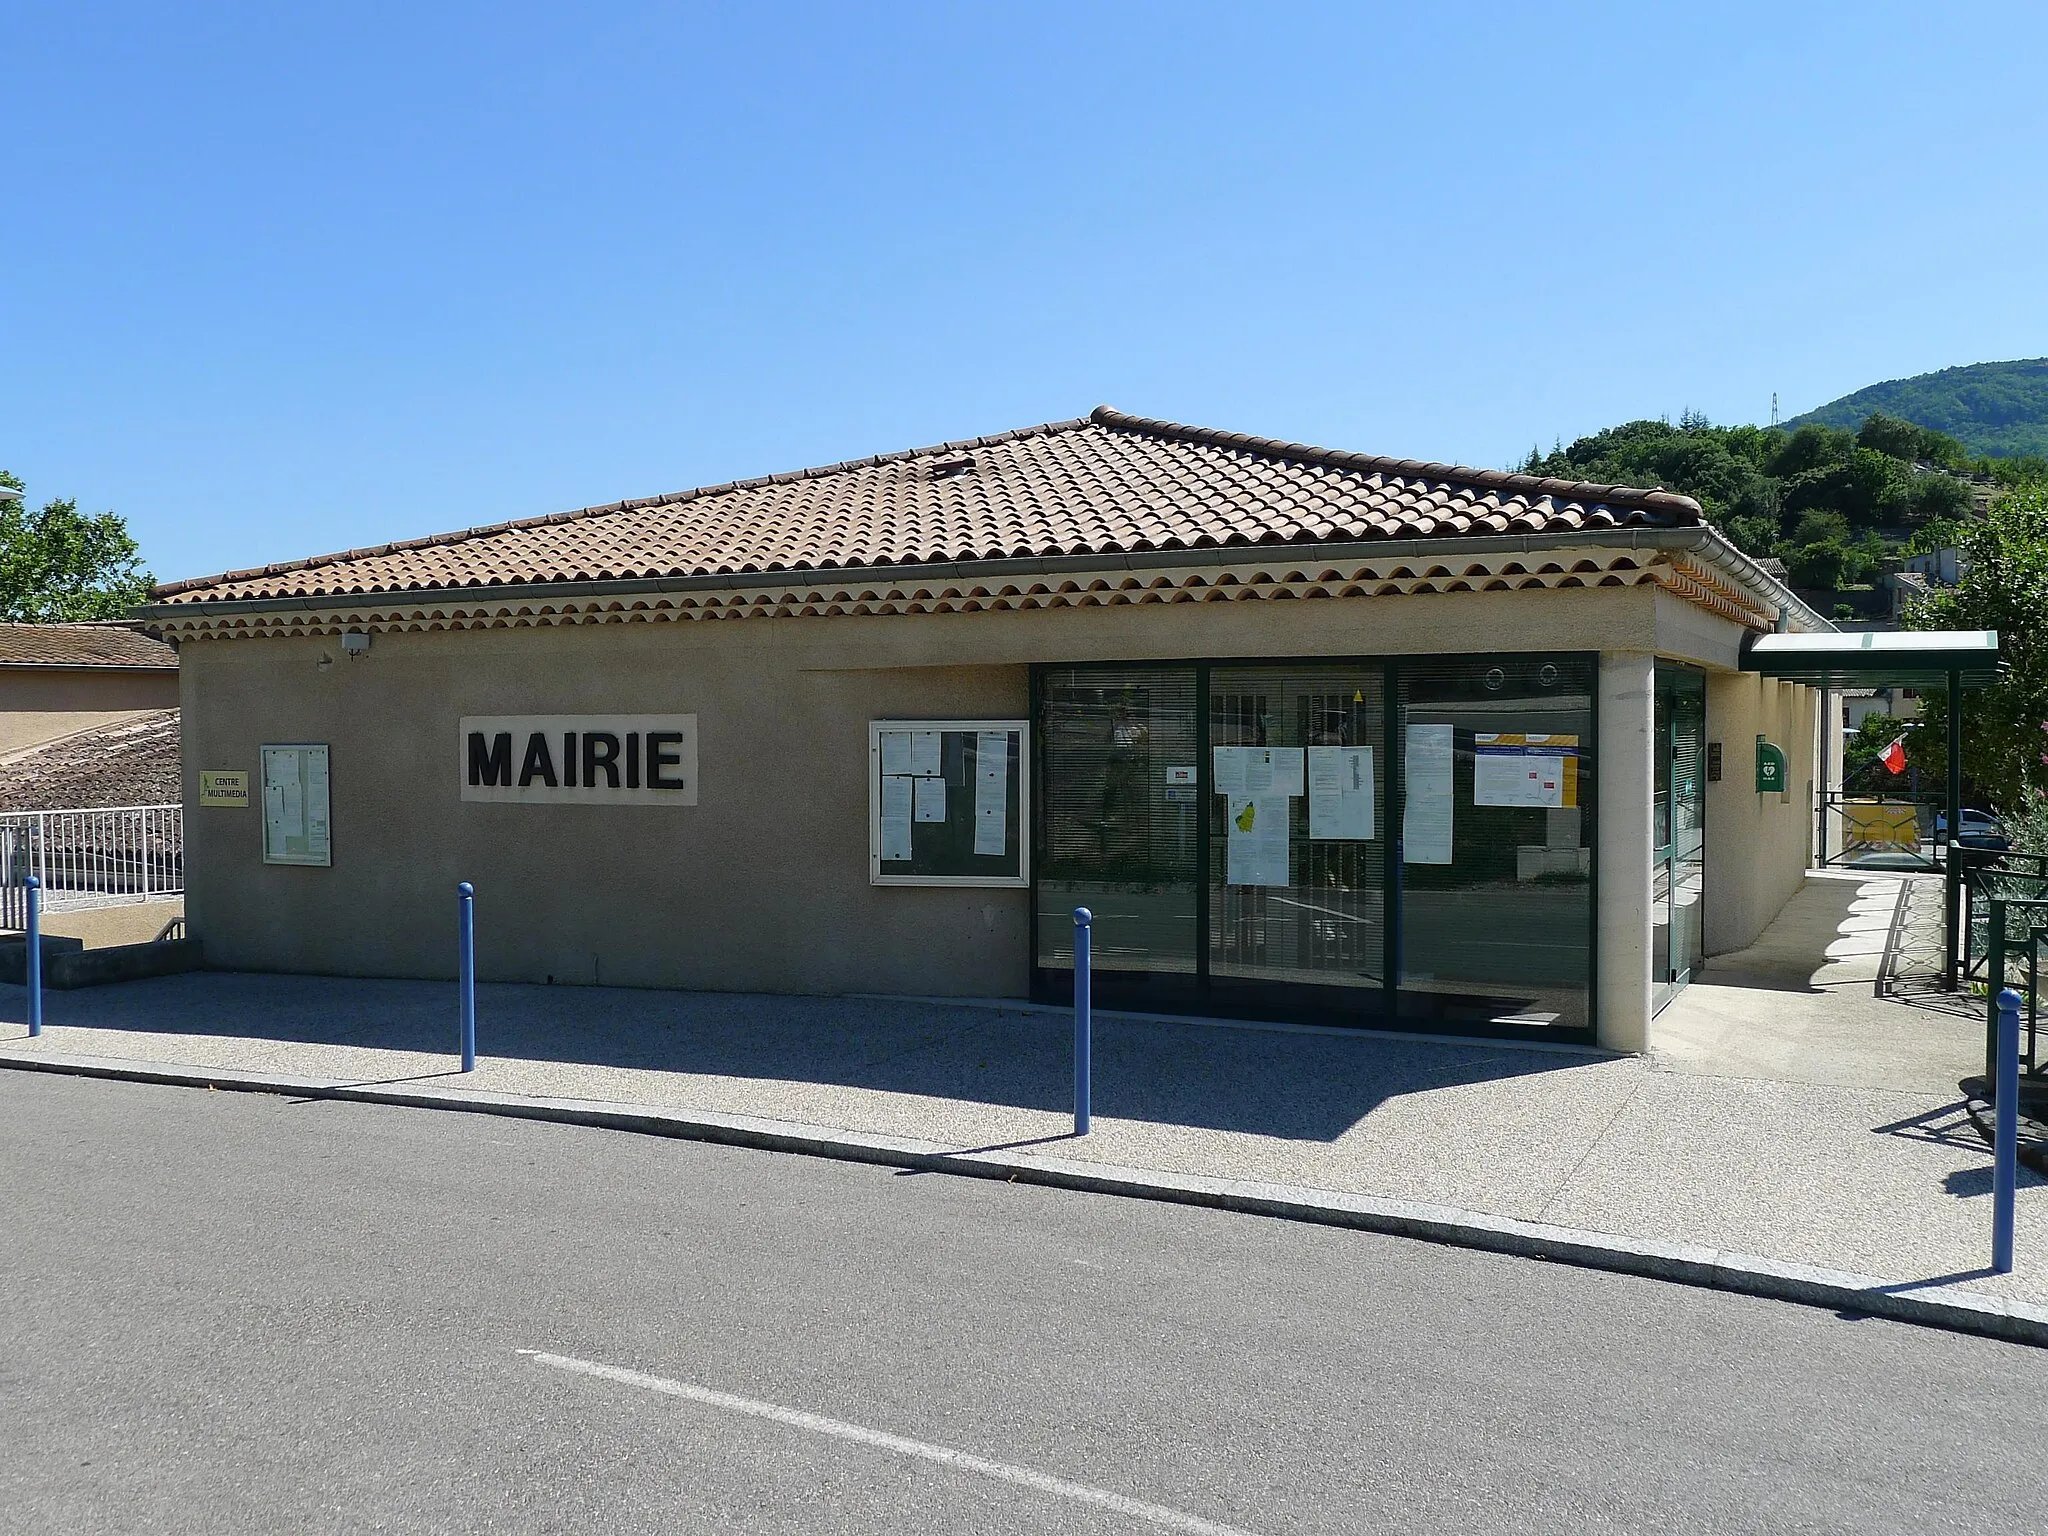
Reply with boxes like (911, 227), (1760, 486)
(261, 743), (332, 867)
(869, 720), (1028, 886)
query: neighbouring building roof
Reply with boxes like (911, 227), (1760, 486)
(152, 406), (1709, 606)
(0, 622), (177, 670)
(0, 708), (181, 812)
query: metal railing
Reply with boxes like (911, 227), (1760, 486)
(1816, 789), (1951, 871)
(1962, 850), (2048, 1077)
(0, 804), (184, 929)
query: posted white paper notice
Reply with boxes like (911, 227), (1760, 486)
(1403, 724), (1454, 865)
(1212, 746), (1305, 797)
(912, 776), (947, 822)
(910, 731), (942, 777)
(974, 731), (1009, 855)
(880, 731), (912, 776)
(880, 774), (914, 861)
(1226, 794), (1291, 887)
(1308, 746), (1374, 841)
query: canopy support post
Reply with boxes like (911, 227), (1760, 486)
(1945, 666), (1963, 991)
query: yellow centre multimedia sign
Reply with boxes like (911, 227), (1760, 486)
(199, 770), (251, 808)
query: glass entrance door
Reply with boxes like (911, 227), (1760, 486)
(1653, 663), (1706, 1009)
(1206, 665), (1387, 1023)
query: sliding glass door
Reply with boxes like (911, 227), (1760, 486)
(1206, 665), (1388, 1022)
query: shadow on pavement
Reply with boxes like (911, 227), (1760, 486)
(0, 969), (1610, 1142)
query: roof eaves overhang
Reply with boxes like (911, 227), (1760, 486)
(134, 525), (1814, 629)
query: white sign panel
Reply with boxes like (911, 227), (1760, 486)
(262, 744), (332, 866)
(1472, 733), (1579, 810)
(460, 715), (698, 805)
(1308, 746), (1374, 841)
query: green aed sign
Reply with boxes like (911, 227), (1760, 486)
(1755, 735), (1788, 796)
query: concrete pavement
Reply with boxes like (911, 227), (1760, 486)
(1, 957), (2042, 1318)
(1655, 872), (1980, 1093)
(4, 1071), (2044, 1535)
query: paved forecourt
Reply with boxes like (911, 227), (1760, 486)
(4, 1071), (2045, 1535)
(0, 967), (2040, 1314)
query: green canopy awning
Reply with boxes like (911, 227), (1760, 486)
(1742, 629), (2002, 688)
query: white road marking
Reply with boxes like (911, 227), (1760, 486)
(522, 1349), (1262, 1536)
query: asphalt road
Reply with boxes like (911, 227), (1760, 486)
(1, 1072), (2043, 1534)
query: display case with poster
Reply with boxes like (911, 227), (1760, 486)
(260, 743), (333, 867)
(868, 720), (1029, 886)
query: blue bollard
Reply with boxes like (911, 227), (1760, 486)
(24, 874), (41, 1038)
(458, 881), (476, 1073)
(1073, 907), (1092, 1136)
(1993, 988), (2023, 1274)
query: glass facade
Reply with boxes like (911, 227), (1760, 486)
(1034, 655), (1598, 1042)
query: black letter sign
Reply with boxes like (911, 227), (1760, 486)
(518, 732), (559, 788)
(647, 731), (687, 790)
(468, 732), (513, 787)
(583, 731), (622, 789)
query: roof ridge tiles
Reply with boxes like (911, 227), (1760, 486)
(1086, 405), (1702, 520)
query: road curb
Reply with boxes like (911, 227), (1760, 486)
(6, 1047), (2044, 1347)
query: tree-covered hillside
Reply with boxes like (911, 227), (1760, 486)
(1787, 358), (2048, 459)
(1517, 412), (2037, 610)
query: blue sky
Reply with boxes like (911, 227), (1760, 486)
(3, 1), (2044, 584)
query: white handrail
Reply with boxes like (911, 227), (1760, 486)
(0, 803), (183, 926)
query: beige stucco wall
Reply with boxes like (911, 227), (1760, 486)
(1701, 671), (1819, 957)
(0, 668), (178, 714)
(178, 584), (1673, 1004)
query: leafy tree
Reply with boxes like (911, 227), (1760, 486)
(1722, 514), (1780, 556)
(1786, 539), (1848, 590)
(0, 473), (152, 622)
(1910, 471), (1974, 521)
(1857, 411), (1967, 469)
(1791, 509), (1851, 547)
(1768, 423), (1854, 480)
(1781, 447), (1913, 527)
(1905, 485), (2048, 813)
(1906, 517), (1966, 557)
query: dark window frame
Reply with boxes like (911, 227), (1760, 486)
(1030, 652), (1601, 1045)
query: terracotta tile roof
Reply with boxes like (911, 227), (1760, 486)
(0, 622), (177, 668)
(0, 709), (180, 811)
(154, 405), (1705, 606)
